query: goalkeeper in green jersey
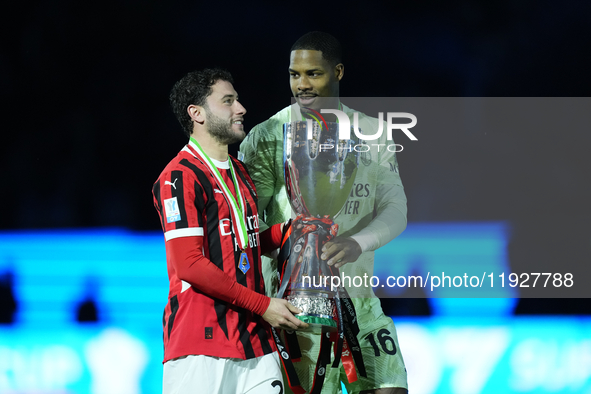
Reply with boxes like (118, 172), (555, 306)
(239, 32), (408, 394)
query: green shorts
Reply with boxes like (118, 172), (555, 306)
(282, 314), (407, 394)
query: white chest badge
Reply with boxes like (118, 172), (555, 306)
(164, 197), (181, 223)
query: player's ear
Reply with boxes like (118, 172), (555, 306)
(188, 104), (205, 124)
(334, 63), (344, 81)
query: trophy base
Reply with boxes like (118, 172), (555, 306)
(286, 292), (337, 334)
(286, 291), (337, 333)
(296, 314), (337, 334)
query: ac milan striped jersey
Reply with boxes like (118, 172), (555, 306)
(153, 139), (275, 362)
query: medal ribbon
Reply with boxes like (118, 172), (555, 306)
(294, 102), (343, 120)
(189, 137), (248, 251)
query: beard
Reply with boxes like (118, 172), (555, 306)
(205, 107), (245, 145)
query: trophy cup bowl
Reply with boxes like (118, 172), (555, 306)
(283, 120), (359, 333)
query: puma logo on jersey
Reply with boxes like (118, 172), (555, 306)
(165, 179), (178, 190)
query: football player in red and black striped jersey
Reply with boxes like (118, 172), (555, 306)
(153, 68), (307, 394)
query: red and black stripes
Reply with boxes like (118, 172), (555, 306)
(153, 146), (275, 361)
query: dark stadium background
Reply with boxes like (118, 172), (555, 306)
(1, 1), (590, 321)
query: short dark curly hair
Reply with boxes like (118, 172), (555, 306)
(169, 68), (234, 137)
(291, 31), (342, 67)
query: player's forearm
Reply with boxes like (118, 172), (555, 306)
(350, 205), (406, 252)
(167, 237), (270, 316)
(350, 184), (408, 252)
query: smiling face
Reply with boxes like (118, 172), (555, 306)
(289, 50), (344, 110)
(203, 80), (247, 144)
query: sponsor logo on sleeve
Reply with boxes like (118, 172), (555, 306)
(164, 197), (181, 223)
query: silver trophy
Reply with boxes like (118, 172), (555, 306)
(281, 119), (359, 332)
